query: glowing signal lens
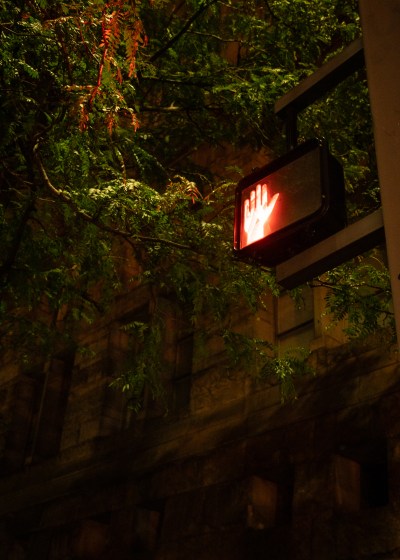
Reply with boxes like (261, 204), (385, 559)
(242, 183), (279, 247)
(234, 139), (346, 266)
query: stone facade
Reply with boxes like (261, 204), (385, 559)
(0, 280), (399, 559)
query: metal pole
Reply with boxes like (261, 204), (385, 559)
(359, 0), (400, 347)
(285, 107), (298, 151)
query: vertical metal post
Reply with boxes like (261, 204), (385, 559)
(359, 0), (400, 347)
(285, 107), (298, 151)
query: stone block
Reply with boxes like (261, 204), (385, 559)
(190, 367), (248, 414)
(72, 519), (110, 559)
(147, 458), (204, 500)
(380, 392), (400, 437)
(158, 527), (245, 560)
(203, 481), (246, 528)
(334, 455), (360, 512)
(161, 488), (206, 541)
(335, 509), (400, 559)
(293, 460), (335, 515)
(277, 288), (313, 336)
(245, 383), (282, 415)
(357, 363), (400, 403)
(202, 442), (246, 486)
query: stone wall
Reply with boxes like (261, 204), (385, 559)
(0, 283), (399, 559)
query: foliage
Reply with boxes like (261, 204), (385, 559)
(0, 0), (391, 402)
(110, 318), (165, 412)
(260, 346), (313, 401)
(313, 251), (394, 341)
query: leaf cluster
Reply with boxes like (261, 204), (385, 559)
(315, 251), (395, 341)
(0, 0), (389, 402)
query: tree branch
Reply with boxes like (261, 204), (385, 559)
(264, 0), (279, 21)
(0, 148), (37, 280)
(140, 75), (213, 87)
(188, 30), (240, 43)
(32, 142), (194, 253)
(310, 278), (391, 297)
(0, 195), (36, 278)
(149, 0), (219, 63)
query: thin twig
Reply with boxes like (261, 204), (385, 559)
(32, 142), (195, 252)
(149, 0), (219, 63)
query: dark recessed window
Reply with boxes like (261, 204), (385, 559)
(361, 460), (388, 508)
(335, 440), (388, 511)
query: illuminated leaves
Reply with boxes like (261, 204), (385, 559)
(320, 256), (394, 341)
(0, 0), (390, 391)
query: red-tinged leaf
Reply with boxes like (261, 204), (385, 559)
(79, 104), (90, 132)
(105, 111), (116, 135)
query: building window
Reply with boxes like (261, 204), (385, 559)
(246, 471), (293, 530)
(335, 440), (388, 511)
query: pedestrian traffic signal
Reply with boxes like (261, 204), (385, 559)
(234, 138), (346, 266)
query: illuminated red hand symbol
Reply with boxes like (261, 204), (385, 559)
(243, 183), (279, 245)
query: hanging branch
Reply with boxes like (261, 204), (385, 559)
(0, 148), (37, 280)
(264, 0), (279, 21)
(32, 142), (194, 252)
(0, 195), (36, 279)
(149, 0), (219, 63)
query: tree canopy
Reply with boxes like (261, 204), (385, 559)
(0, 0), (394, 396)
